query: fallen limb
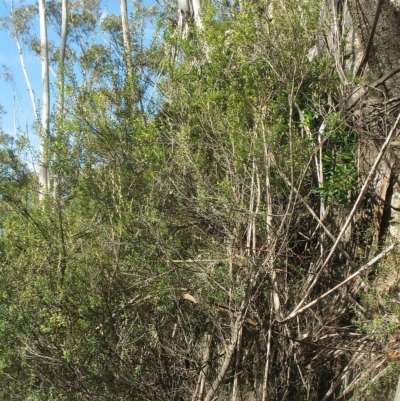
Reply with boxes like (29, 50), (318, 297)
(347, 65), (400, 109)
(279, 241), (399, 323)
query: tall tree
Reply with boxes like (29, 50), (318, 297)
(120, 0), (132, 76)
(178, 0), (202, 33)
(1, 1), (400, 400)
(38, 0), (50, 197)
(58, 0), (68, 113)
(1, 2), (39, 121)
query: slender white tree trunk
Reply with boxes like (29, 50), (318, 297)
(10, 1), (38, 121)
(178, 0), (202, 35)
(52, 0), (68, 197)
(59, 0), (68, 113)
(38, 0), (50, 198)
(15, 38), (38, 121)
(120, 0), (132, 75)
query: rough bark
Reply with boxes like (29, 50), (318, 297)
(344, 0), (400, 244)
(348, 0), (400, 98)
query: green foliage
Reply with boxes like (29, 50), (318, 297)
(0, 0), (366, 399)
(313, 112), (357, 204)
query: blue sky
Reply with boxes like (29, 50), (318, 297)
(0, 0), (157, 151)
(0, 19), (38, 140)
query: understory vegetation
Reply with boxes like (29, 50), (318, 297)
(1, 0), (400, 400)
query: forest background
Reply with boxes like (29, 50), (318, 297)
(1, 0), (400, 400)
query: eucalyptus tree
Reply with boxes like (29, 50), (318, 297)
(120, 0), (133, 76)
(0, 2), (165, 399)
(0, 2), (39, 120)
(178, 0), (202, 34)
(1, 0), (71, 198)
(1, 0), (397, 400)
(58, 0), (68, 113)
(38, 0), (50, 197)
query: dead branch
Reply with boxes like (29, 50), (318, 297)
(291, 112), (400, 316)
(280, 240), (399, 323)
(204, 310), (245, 401)
(355, 0), (385, 78)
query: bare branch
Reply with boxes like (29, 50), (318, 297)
(279, 240), (399, 323)
(355, 0), (384, 78)
(290, 112), (400, 316)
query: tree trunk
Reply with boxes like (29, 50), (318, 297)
(348, 0), (400, 98)
(178, 0), (203, 36)
(38, 0), (49, 198)
(58, 0), (68, 113)
(120, 0), (132, 76)
(394, 375), (400, 401)
(345, 0), (400, 244)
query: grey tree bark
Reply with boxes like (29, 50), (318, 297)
(348, 0), (400, 99)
